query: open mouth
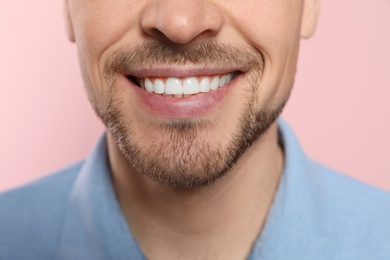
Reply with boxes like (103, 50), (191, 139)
(127, 72), (240, 98)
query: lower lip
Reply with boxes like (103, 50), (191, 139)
(122, 76), (239, 118)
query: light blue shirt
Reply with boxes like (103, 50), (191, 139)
(1, 119), (390, 259)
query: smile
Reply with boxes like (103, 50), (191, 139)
(128, 72), (237, 98)
(123, 69), (243, 118)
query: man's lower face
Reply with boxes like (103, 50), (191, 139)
(93, 40), (287, 189)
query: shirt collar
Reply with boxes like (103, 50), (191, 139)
(249, 118), (323, 259)
(58, 135), (145, 260)
(58, 118), (315, 259)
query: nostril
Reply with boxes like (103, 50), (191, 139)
(140, 1), (223, 46)
(148, 28), (169, 41)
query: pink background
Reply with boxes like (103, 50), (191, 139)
(0, 1), (389, 192)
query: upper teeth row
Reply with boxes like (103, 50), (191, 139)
(139, 73), (234, 97)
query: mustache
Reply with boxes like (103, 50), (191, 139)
(103, 39), (264, 78)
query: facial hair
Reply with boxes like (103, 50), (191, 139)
(94, 40), (287, 189)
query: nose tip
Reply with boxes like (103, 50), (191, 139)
(140, 1), (223, 45)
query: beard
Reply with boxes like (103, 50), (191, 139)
(93, 40), (288, 189)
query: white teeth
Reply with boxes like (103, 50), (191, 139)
(154, 79), (165, 94)
(165, 78), (182, 95)
(210, 76), (219, 90)
(183, 77), (200, 94)
(226, 73), (233, 82)
(199, 78), (210, 93)
(140, 73), (235, 97)
(218, 75), (226, 87)
(145, 78), (154, 93)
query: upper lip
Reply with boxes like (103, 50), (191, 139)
(124, 66), (244, 78)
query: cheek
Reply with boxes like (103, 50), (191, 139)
(71, 1), (143, 66)
(226, 0), (302, 45)
(69, 1), (143, 107)
(72, 7), (119, 61)
(228, 2), (302, 104)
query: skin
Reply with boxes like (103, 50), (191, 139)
(65, 0), (320, 259)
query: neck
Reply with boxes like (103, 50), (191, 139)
(108, 122), (283, 260)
